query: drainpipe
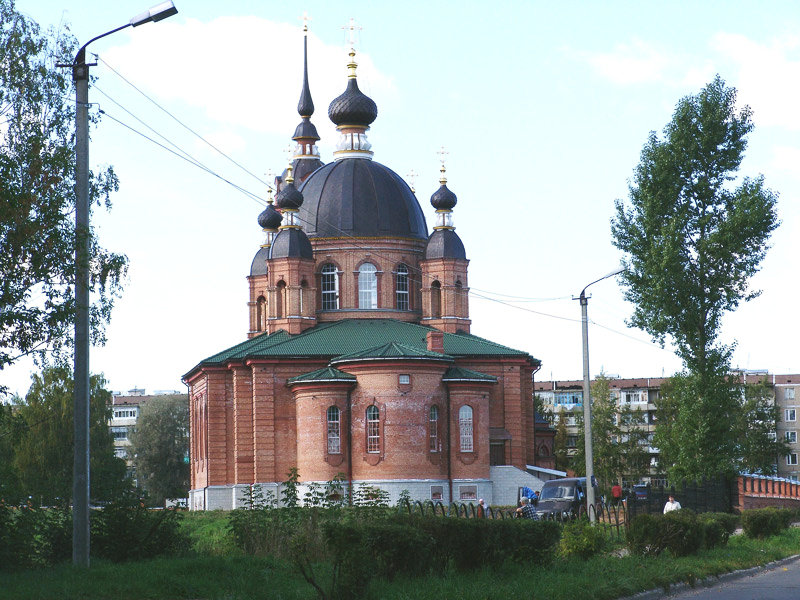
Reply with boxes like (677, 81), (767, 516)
(446, 387), (453, 504)
(347, 389), (353, 505)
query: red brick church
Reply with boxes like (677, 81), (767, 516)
(183, 27), (555, 510)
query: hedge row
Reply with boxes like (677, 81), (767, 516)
(0, 497), (188, 572)
(741, 507), (795, 539)
(627, 510), (738, 557)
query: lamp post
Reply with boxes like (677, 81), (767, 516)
(577, 267), (623, 523)
(70, 1), (178, 567)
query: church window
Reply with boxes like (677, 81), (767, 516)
(276, 281), (286, 318)
(327, 406), (341, 454)
(429, 405), (439, 452)
(321, 264), (339, 310)
(358, 263), (378, 309)
(396, 264), (409, 310)
(459, 405), (473, 452)
(454, 279), (463, 315)
(256, 295), (266, 331)
(430, 280), (441, 318)
(366, 405), (380, 453)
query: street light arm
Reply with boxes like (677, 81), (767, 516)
(580, 267), (624, 298)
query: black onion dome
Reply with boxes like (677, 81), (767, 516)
(430, 183), (457, 210)
(328, 79), (378, 127)
(250, 245), (270, 276)
(275, 181), (303, 210)
(269, 227), (313, 259)
(425, 228), (466, 260)
(290, 158), (324, 185)
(257, 204), (282, 230)
(297, 158), (428, 240)
(292, 118), (320, 141)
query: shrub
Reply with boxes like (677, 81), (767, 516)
(91, 496), (188, 562)
(559, 517), (608, 559)
(0, 503), (72, 571)
(627, 510), (703, 557)
(742, 507), (793, 539)
(698, 512), (738, 549)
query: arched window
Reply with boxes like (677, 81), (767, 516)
(454, 279), (463, 315)
(256, 295), (266, 331)
(366, 405), (380, 453)
(430, 280), (441, 318)
(321, 264), (339, 310)
(459, 405), (473, 452)
(300, 279), (308, 314)
(358, 263), (378, 309)
(429, 405), (439, 452)
(276, 281), (286, 318)
(327, 406), (341, 454)
(396, 264), (409, 310)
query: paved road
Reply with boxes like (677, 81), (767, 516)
(651, 557), (800, 600)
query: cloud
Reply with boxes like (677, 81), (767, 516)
(711, 33), (800, 130)
(584, 38), (669, 84)
(101, 16), (395, 139)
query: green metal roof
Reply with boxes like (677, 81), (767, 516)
(442, 365), (497, 383)
(287, 366), (357, 385)
(185, 319), (536, 378)
(331, 341), (453, 364)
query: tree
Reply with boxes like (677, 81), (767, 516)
(11, 366), (128, 505)
(129, 395), (189, 506)
(552, 413), (570, 472)
(611, 76), (779, 480)
(572, 375), (649, 490)
(0, 0), (126, 388)
(737, 377), (788, 475)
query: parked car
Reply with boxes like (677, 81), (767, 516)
(532, 477), (599, 520)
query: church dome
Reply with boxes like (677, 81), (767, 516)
(270, 228), (313, 259)
(425, 228), (466, 260)
(275, 181), (304, 211)
(430, 182), (457, 211)
(328, 78), (378, 127)
(297, 158), (428, 239)
(257, 204), (282, 230)
(249, 245), (270, 276)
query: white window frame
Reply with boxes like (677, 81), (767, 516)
(398, 374), (410, 385)
(429, 405), (439, 452)
(358, 263), (378, 309)
(786, 407), (797, 422)
(788, 453), (798, 466)
(430, 485), (444, 501)
(786, 388), (796, 400)
(327, 406), (341, 454)
(459, 405), (473, 453)
(366, 405), (380, 453)
(787, 431), (798, 444)
(458, 485), (477, 501)
(321, 264), (339, 310)
(395, 264), (409, 310)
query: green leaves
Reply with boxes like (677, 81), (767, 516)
(611, 76), (779, 481)
(0, 0), (127, 382)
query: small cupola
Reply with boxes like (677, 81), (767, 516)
(328, 43), (377, 160)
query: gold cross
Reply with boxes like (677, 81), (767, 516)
(301, 11), (311, 32)
(406, 169), (418, 193)
(342, 17), (362, 50)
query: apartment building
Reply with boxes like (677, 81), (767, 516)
(536, 372), (800, 483)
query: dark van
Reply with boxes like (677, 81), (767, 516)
(532, 477), (599, 519)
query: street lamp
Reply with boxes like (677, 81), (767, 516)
(577, 267), (623, 523)
(69, 1), (178, 568)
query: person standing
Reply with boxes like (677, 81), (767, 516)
(663, 494), (681, 514)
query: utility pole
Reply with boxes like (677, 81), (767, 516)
(577, 268), (623, 523)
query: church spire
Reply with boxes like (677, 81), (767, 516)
(328, 18), (377, 161)
(289, 14), (324, 185)
(430, 147), (458, 230)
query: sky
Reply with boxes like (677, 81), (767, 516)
(4, 0), (800, 397)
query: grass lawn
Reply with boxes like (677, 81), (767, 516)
(3, 516), (799, 600)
